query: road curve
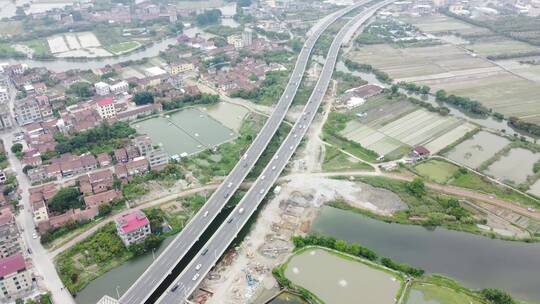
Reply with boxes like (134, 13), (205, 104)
(119, 3), (368, 304)
(155, 1), (395, 303)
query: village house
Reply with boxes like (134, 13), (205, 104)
(95, 82), (111, 96)
(84, 190), (121, 208)
(97, 152), (112, 167)
(115, 210), (151, 247)
(96, 97), (117, 120)
(110, 81), (129, 95)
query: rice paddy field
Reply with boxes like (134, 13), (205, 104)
(340, 104), (475, 157)
(466, 38), (538, 57)
(347, 43), (540, 123)
(405, 282), (483, 304)
(445, 131), (510, 169)
(399, 15), (490, 36)
(490, 58), (540, 83)
(484, 148), (540, 185)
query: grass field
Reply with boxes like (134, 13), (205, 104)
(106, 41), (142, 55)
(322, 146), (374, 172)
(414, 160), (459, 183)
(25, 39), (50, 57)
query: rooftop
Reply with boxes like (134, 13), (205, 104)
(116, 210), (149, 234)
(0, 253), (26, 278)
(97, 97), (114, 107)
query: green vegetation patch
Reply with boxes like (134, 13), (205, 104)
(339, 176), (482, 231)
(322, 146), (374, 172)
(106, 41), (141, 55)
(414, 160), (459, 184)
(56, 223), (133, 293)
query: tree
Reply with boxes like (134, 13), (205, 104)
(196, 9), (222, 26)
(334, 239), (347, 252)
(67, 82), (93, 98)
(98, 203), (112, 216)
(48, 187), (81, 213)
(390, 85), (399, 95)
(406, 178), (425, 197)
(133, 92), (154, 105)
(481, 288), (515, 304)
(10, 143), (23, 153)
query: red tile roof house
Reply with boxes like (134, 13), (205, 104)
(125, 157), (149, 176)
(115, 210), (151, 247)
(114, 148), (129, 163)
(87, 170), (114, 193)
(96, 153), (112, 167)
(411, 146), (430, 159)
(83, 189), (121, 208)
(37, 207), (99, 234)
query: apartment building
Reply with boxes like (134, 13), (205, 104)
(0, 254), (33, 301)
(14, 99), (42, 126)
(0, 210), (23, 259)
(96, 97), (117, 119)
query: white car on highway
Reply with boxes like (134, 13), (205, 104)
(192, 273), (200, 281)
(195, 264), (202, 271)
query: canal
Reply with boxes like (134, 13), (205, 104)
(311, 206), (540, 303)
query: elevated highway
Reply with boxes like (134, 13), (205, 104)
(119, 2), (369, 303)
(155, 1), (394, 303)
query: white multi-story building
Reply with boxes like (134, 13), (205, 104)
(0, 87), (8, 104)
(110, 81), (129, 95)
(95, 82), (111, 96)
(0, 254), (33, 301)
(14, 99), (42, 126)
(115, 210), (151, 247)
(227, 34), (244, 48)
(96, 97), (117, 119)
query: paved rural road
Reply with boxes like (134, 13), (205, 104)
(156, 1), (395, 303)
(119, 3), (369, 304)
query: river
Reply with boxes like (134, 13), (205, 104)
(311, 206), (540, 303)
(74, 237), (174, 304)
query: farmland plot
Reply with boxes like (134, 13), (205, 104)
(400, 15), (490, 36)
(65, 33), (81, 50)
(341, 109), (470, 156)
(484, 148), (540, 185)
(445, 131), (510, 168)
(78, 32), (101, 48)
(47, 35), (69, 53)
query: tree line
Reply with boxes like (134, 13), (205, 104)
(292, 234), (425, 277)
